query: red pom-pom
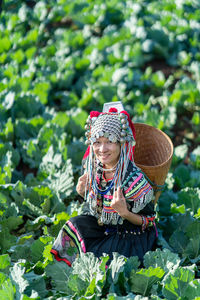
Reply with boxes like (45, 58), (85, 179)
(90, 111), (100, 118)
(109, 107), (118, 113)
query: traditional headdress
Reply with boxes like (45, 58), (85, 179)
(84, 108), (136, 146)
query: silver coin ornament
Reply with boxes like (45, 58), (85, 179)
(119, 113), (127, 119)
(109, 134), (117, 143)
(120, 137), (126, 143)
(121, 118), (127, 124)
(91, 117), (97, 123)
(85, 139), (90, 145)
(99, 131), (104, 137)
(90, 137), (97, 144)
(121, 130), (127, 137)
(122, 123), (128, 129)
(104, 132), (109, 138)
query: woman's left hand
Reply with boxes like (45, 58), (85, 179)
(111, 186), (129, 218)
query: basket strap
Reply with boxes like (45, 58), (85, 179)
(140, 171), (165, 192)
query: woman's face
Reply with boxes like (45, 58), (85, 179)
(92, 137), (121, 168)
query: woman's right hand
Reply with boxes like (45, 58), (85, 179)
(76, 173), (88, 198)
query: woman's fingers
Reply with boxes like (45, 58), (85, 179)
(76, 173), (89, 197)
(116, 186), (124, 200)
(113, 188), (117, 197)
(113, 186), (125, 203)
(117, 186), (123, 198)
(79, 173), (88, 183)
(111, 186), (128, 217)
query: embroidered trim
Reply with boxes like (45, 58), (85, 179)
(50, 249), (72, 267)
(64, 221), (86, 253)
(141, 215), (156, 231)
(131, 189), (154, 213)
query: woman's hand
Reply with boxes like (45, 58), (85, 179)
(111, 186), (143, 225)
(111, 186), (129, 218)
(76, 173), (88, 198)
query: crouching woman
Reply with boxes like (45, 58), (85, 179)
(50, 108), (157, 266)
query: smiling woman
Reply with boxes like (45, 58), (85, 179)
(50, 106), (157, 266)
(93, 137), (121, 169)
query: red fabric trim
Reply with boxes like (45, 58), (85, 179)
(50, 248), (72, 267)
(83, 145), (90, 160)
(102, 171), (113, 182)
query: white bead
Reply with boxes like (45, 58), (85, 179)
(85, 140), (90, 145)
(121, 130), (126, 137)
(92, 117), (97, 122)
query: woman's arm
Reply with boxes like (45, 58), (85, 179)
(121, 209), (143, 225)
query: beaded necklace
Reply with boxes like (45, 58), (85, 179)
(92, 162), (120, 195)
(92, 150), (123, 195)
(98, 161), (118, 172)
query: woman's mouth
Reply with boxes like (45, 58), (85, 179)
(99, 154), (110, 159)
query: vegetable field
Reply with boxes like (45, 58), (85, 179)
(0, 0), (200, 298)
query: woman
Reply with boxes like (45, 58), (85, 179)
(50, 108), (157, 266)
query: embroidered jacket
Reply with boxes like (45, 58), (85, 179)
(82, 160), (155, 226)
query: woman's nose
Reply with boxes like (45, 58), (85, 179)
(99, 143), (107, 152)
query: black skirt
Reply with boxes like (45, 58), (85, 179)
(50, 214), (157, 266)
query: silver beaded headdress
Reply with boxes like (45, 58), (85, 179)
(85, 111), (136, 145)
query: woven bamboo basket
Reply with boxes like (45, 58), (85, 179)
(134, 123), (174, 203)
